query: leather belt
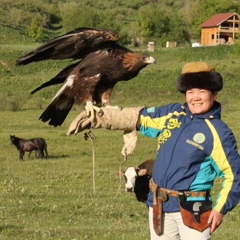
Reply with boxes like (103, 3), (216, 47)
(159, 187), (208, 198)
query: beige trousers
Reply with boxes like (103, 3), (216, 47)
(149, 207), (211, 240)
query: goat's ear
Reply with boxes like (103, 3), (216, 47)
(138, 169), (147, 176)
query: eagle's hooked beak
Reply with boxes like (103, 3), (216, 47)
(145, 56), (156, 64)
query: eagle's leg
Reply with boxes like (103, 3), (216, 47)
(101, 89), (122, 110)
(85, 101), (103, 125)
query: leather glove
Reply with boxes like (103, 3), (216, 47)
(67, 107), (144, 156)
(67, 107), (144, 135)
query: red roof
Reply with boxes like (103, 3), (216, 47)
(200, 13), (239, 28)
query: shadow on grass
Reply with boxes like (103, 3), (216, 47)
(45, 154), (70, 160)
(15, 154), (71, 161)
(0, 225), (23, 232)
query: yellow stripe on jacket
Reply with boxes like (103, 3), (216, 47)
(205, 119), (234, 213)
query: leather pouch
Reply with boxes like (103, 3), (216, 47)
(179, 195), (212, 232)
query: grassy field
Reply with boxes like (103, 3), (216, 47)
(0, 41), (240, 239)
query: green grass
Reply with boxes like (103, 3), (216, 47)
(0, 110), (154, 240)
(0, 42), (240, 239)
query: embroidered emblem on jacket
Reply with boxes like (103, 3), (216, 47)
(186, 140), (204, 150)
(158, 129), (172, 146)
(186, 133), (205, 150)
(193, 133), (206, 144)
(168, 118), (182, 129)
(147, 107), (155, 113)
(157, 118), (181, 150)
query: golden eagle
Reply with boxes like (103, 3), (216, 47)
(16, 27), (156, 127)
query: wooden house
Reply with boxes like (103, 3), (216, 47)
(200, 13), (240, 46)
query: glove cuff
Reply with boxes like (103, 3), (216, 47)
(102, 106), (144, 131)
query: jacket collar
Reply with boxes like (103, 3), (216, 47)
(183, 101), (221, 119)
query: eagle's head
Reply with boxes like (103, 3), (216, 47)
(143, 55), (156, 64)
(123, 53), (156, 72)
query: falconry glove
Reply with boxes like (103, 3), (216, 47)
(67, 107), (143, 135)
(67, 107), (144, 156)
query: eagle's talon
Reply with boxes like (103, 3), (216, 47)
(91, 121), (97, 128)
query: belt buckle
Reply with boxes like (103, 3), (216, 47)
(159, 190), (168, 202)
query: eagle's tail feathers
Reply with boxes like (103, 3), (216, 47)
(40, 98), (74, 127)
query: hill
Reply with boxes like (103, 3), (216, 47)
(1, 0), (240, 45)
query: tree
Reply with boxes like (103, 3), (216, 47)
(181, 0), (201, 41)
(59, 2), (100, 33)
(136, 9), (155, 40)
(28, 19), (44, 42)
(0, 0), (60, 38)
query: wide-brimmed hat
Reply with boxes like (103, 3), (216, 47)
(177, 62), (223, 93)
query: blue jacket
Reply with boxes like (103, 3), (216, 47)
(140, 102), (240, 215)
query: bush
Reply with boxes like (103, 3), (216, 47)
(0, 93), (26, 111)
(0, 93), (8, 110)
(232, 41), (240, 55)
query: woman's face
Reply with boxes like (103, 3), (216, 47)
(186, 88), (218, 115)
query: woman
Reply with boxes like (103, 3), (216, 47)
(68, 62), (240, 240)
(140, 62), (240, 239)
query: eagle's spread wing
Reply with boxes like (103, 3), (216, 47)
(16, 27), (120, 65)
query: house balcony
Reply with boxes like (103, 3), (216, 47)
(219, 26), (240, 33)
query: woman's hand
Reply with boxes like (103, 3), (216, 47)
(208, 209), (223, 234)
